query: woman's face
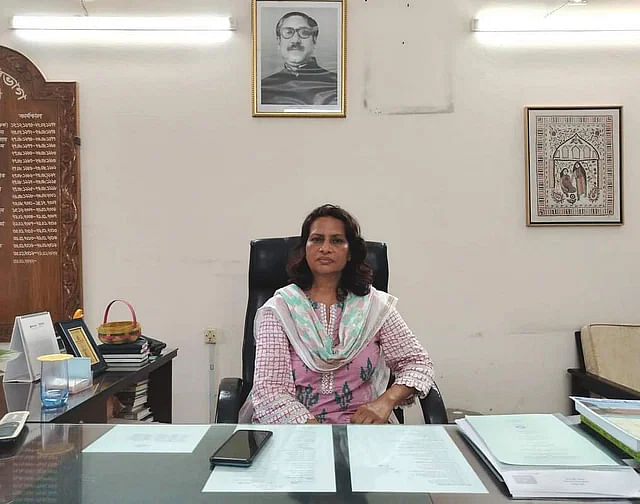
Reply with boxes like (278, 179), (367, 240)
(305, 216), (350, 280)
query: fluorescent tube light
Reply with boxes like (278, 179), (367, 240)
(471, 16), (640, 32)
(11, 15), (236, 31)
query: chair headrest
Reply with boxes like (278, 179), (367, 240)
(241, 236), (389, 394)
(248, 237), (388, 292)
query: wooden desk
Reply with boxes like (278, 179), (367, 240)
(0, 348), (177, 423)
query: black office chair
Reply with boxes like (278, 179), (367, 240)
(215, 237), (448, 424)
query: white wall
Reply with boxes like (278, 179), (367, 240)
(2, 0), (640, 423)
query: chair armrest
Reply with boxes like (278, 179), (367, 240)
(568, 369), (640, 399)
(215, 378), (244, 423)
(419, 382), (448, 424)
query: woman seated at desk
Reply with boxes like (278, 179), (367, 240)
(246, 204), (434, 424)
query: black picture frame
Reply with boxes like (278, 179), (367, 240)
(55, 319), (107, 376)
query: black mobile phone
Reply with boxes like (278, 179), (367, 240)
(210, 429), (273, 468)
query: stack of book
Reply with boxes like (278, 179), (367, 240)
(456, 413), (640, 498)
(115, 379), (154, 422)
(98, 337), (150, 372)
(573, 396), (640, 461)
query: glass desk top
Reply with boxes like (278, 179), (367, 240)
(0, 423), (636, 504)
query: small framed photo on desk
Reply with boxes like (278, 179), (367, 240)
(55, 319), (107, 375)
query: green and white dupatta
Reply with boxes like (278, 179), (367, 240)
(239, 284), (400, 423)
(255, 283), (397, 373)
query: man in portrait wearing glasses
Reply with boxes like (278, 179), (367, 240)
(261, 11), (337, 106)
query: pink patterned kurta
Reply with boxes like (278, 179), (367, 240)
(252, 300), (434, 424)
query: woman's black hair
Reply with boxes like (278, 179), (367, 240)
(286, 204), (373, 297)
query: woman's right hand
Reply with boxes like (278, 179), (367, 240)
(350, 396), (395, 424)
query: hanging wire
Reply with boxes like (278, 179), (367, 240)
(80, 0), (89, 17)
(545, 1), (570, 18)
(545, 0), (588, 18)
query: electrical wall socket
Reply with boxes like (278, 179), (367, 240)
(204, 327), (217, 344)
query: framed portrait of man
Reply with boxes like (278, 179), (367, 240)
(252, 0), (346, 117)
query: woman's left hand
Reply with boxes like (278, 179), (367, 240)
(350, 396), (394, 424)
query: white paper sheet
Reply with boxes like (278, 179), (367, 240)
(348, 425), (487, 493)
(502, 468), (640, 498)
(82, 424), (210, 453)
(457, 418), (640, 498)
(466, 414), (618, 466)
(203, 424), (336, 493)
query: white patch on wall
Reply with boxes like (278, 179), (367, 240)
(361, 0), (454, 115)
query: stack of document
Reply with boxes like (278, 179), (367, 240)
(573, 396), (640, 460)
(456, 414), (640, 498)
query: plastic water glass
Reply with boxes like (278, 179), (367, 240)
(38, 354), (73, 409)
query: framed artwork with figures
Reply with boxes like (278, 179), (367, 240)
(525, 106), (623, 226)
(252, 0), (346, 117)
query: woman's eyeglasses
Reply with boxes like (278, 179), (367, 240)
(280, 27), (317, 39)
